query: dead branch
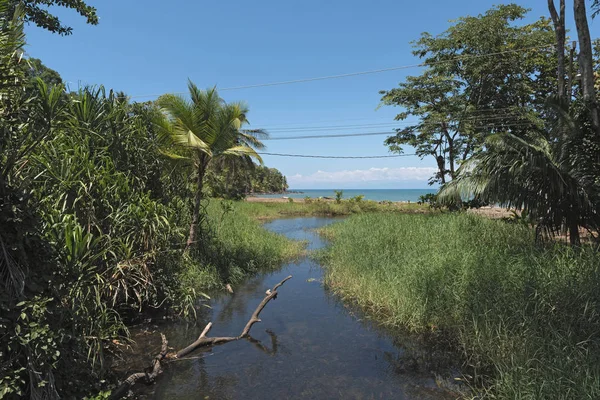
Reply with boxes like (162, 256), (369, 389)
(108, 333), (168, 400)
(241, 275), (292, 337)
(175, 322), (238, 358)
(246, 329), (279, 356)
(108, 275), (292, 399)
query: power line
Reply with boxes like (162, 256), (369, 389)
(256, 106), (539, 129)
(263, 113), (539, 133)
(266, 132), (393, 140)
(264, 121), (539, 140)
(129, 44), (555, 99)
(257, 152), (416, 159)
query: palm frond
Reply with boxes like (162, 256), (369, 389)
(172, 129), (212, 155)
(157, 94), (197, 137)
(240, 129), (268, 149)
(221, 145), (263, 164)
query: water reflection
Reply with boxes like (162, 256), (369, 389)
(246, 330), (279, 356)
(135, 217), (457, 399)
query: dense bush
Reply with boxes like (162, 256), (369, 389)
(0, 10), (300, 396)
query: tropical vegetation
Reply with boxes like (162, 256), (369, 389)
(206, 164), (289, 199)
(320, 213), (600, 399)
(0, 2), (299, 398)
(381, 2), (600, 244)
(2, 0), (600, 398)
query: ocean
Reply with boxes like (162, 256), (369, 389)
(255, 189), (438, 202)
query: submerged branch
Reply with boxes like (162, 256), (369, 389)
(108, 334), (168, 400)
(108, 275), (293, 399)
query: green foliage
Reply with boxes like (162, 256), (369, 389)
(439, 99), (600, 245)
(14, 0), (98, 35)
(321, 213), (600, 399)
(349, 194), (364, 203)
(418, 193), (436, 204)
(334, 190), (343, 204)
(380, 4), (555, 185)
(156, 81), (265, 247)
(206, 164), (288, 199)
(0, 22), (296, 395)
(235, 199), (429, 220)
(24, 57), (62, 86)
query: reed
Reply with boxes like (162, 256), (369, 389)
(320, 213), (600, 399)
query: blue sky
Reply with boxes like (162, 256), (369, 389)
(24, 0), (600, 189)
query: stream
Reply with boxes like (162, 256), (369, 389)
(134, 217), (457, 399)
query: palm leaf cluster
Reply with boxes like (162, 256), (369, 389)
(156, 81), (265, 248)
(440, 102), (600, 244)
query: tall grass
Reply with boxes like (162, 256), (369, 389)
(320, 213), (600, 399)
(182, 200), (305, 291)
(235, 199), (429, 219)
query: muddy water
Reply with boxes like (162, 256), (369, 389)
(140, 217), (457, 399)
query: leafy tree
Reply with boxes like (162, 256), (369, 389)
(157, 82), (264, 249)
(381, 71), (465, 184)
(24, 57), (62, 86)
(206, 164), (288, 199)
(439, 99), (600, 245)
(10, 0), (98, 35)
(380, 4), (556, 184)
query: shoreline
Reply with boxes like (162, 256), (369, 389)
(245, 195), (413, 204)
(244, 196), (513, 219)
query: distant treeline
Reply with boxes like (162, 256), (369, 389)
(206, 165), (289, 199)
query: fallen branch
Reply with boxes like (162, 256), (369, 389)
(108, 334), (168, 400)
(175, 322), (238, 358)
(246, 329), (278, 356)
(241, 275), (292, 337)
(176, 274), (292, 358)
(108, 275), (292, 400)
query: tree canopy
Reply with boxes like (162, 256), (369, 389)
(380, 4), (556, 184)
(11, 0), (98, 35)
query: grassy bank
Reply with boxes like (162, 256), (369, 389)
(236, 198), (429, 219)
(320, 213), (600, 399)
(180, 200), (305, 292)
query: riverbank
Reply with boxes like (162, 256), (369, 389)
(180, 201), (305, 292)
(319, 213), (600, 399)
(245, 196), (513, 219)
(165, 198), (430, 294)
(125, 217), (458, 399)
(241, 197), (430, 219)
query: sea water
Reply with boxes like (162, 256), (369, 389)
(255, 188), (438, 202)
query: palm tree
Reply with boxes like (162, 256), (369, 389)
(438, 102), (600, 245)
(156, 81), (265, 249)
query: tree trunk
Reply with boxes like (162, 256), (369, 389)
(442, 122), (455, 179)
(567, 41), (577, 102)
(548, 0), (566, 101)
(573, 0), (600, 134)
(569, 221), (581, 246)
(435, 155), (446, 184)
(186, 161), (206, 250)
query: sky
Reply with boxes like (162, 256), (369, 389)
(23, 0), (600, 189)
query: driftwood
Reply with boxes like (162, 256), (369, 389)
(108, 334), (168, 400)
(108, 275), (292, 400)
